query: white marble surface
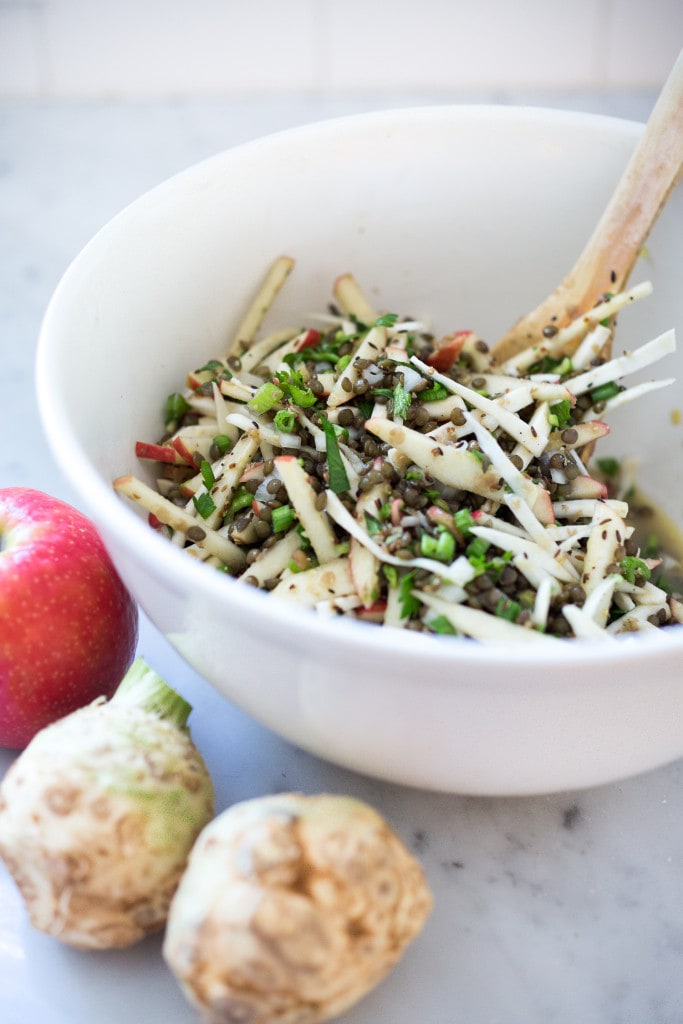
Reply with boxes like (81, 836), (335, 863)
(2, 90), (683, 1024)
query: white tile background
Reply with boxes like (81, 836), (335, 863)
(0, 0), (681, 100)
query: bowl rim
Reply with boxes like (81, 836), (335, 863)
(35, 102), (683, 674)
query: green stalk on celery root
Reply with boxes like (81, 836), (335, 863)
(0, 657), (214, 950)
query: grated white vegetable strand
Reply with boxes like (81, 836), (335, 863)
(116, 262), (681, 643)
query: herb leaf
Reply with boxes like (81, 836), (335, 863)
(374, 312), (399, 328)
(548, 399), (572, 429)
(321, 416), (351, 493)
(165, 392), (190, 428)
(200, 460), (215, 490)
(192, 492), (217, 519)
(274, 369), (317, 408)
(392, 381), (412, 420)
(398, 570), (421, 619)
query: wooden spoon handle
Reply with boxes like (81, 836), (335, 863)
(493, 49), (683, 363)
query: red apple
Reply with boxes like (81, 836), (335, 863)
(0, 487), (138, 749)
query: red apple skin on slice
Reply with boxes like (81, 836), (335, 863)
(0, 488), (139, 749)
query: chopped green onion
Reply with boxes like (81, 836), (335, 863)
(200, 460), (215, 490)
(382, 564), (399, 588)
(590, 381), (621, 403)
(227, 485), (254, 516)
(321, 416), (351, 494)
(467, 535), (490, 564)
(420, 533), (440, 559)
(249, 381), (284, 414)
(335, 353), (353, 373)
(420, 528), (455, 563)
(212, 434), (232, 456)
(419, 382), (450, 402)
(620, 556), (652, 585)
(274, 409), (296, 433)
(192, 492), (217, 519)
(272, 504), (297, 533)
(454, 508), (476, 536)
(529, 354), (573, 377)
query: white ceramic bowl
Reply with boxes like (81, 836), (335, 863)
(36, 106), (683, 795)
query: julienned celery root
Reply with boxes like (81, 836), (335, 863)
(163, 792), (433, 1024)
(0, 658), (215, 949)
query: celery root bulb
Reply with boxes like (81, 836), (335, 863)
(163, 792), (433, 1024)
(0, 659), (215, 949)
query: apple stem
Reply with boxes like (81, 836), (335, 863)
(111, 657), (192, 730)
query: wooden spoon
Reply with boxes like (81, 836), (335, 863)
(492, 49), (683, 364)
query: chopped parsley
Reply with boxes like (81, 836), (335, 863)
(192, 492), (217, 519)
(548, 399), (572, 429)
(165, 392), (190, 428)
(199, 460), (215, 490)
(320, 415), (351, 493)
(398, 570), (421, 619)
(428, 614), (457, 635)
(374, 312), (399, 328)
(196, 358), (226, 376)
(273, 369), (317, 408)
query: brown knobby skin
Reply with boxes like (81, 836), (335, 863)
(0, 663), (215, 949)
(163, 791), (433, 1024)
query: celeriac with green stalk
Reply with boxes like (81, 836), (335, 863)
(163, 791), (433, 1024)
(0, 657), (214, 950)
